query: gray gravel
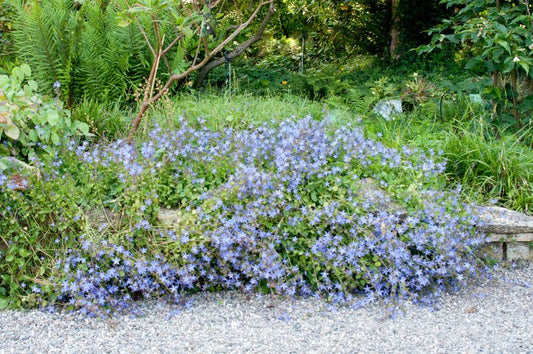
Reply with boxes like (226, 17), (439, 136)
(1, 263), (532, 353)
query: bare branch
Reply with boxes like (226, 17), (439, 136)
(137, 21), (156, 57)
(162, 33), (184, 55)
(210, 0), (225, 8)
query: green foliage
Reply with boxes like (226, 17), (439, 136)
(0, 0), (17, 71)
(0, 152), (86, 308)
(11, 0), (146, 104)
(419, 0), (533, 127)
(70, 98), (129, 140)
(278, 0), (391, 56)
(395, 0), (452, 56)
(0, 64), (90, 161)
(442, 119), (533, 213)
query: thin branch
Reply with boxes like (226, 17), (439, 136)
(137, 20), (156, 57)
(163, 33), (184, 55)
(210, 0), (225, 8)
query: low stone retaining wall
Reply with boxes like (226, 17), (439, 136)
(477, 206), (533, 262)
(90, 205), (533, 263)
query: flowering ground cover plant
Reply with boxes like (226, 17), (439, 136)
(0, 115), (489, 316)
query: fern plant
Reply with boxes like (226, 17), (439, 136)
(11, 0), (147, 105)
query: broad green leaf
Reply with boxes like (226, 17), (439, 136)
(519, 62), (530, 75)
(11, 66), (22, 81)
(18, 248), (31, 258)
(27, 79), (39, 92)
(77, 122), (90, 135)
(28, 129), (38, 141)
(4, 124), (20, 140)
(51, 132), (60, 145)
(502, 57), (515, 73)
(20, 64), (31, 77)
(0, 298), (9, 309)
(496, 40), (511, 54)
(46, 110), (60, 126)
(117, 17), (131, 27)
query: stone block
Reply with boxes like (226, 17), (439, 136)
(373, 99), (402, 121)
(506, 243), (531, 262)
(488, 233), (533, 243)
(477, 206), (533, 234)
(157, 209), (184, 227)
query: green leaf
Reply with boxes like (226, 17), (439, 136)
(18, 248), (31, 258)
(46, 110), (60, 126)
(51, 132), (60, 145)
(11, 66), (22, 81)
(502, 57), (515, 73)
(0, 298), (9, 309)
(496, 40), (511, 54)
(519, 61), (530, 75)
(4, 124), (20, 140)
(117, 17), (131, 27)
(28, 80), (38, 92)
(20, 64), (31, 77)
(0, 144), (9, 156)
(77, 122), (90, 135)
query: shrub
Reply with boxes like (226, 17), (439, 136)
(0, 64), (90, 162)
(0, 114), (489, 316)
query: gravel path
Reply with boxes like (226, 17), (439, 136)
(1, 263), (532, 353)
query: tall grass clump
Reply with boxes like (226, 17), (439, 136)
(442, 119), (533, 213)
(0, 114), (489, 317)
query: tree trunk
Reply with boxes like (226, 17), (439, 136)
(390, 0), (400, 60)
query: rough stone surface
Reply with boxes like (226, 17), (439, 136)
(477, 206), (533, 234)
(488, 233), (533, 243)
(157, 209), (183, 227)
(507, 243), (533, 262)
(373, 99), (402, 121)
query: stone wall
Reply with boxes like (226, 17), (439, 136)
(89, 204), (533, 263)
(477, 206), (533, 262)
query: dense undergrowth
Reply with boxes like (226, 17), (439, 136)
(1, 0), (532, 321)
(0, 113), (490, 316)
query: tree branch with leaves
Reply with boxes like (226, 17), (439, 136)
(118, 0), (275, 139)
